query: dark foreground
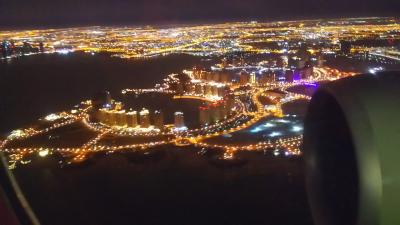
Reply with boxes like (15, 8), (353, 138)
(12, 148), (313, 225)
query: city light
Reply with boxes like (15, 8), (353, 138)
(2, 17), (389, 166)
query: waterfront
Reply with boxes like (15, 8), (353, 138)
(1, 51), (313, 225)
(2, 17), (400, 225)
(0, 52), (216, 133)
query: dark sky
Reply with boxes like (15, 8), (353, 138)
(0, 0), (399, 29)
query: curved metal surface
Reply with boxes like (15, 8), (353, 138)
(303, 71), (400, 225)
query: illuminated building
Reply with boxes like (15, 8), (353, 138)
(153, 110), (164, 129)
(174, 112), (185, 128)
(139, 108), (150, 128)
(108, 110), (117, 126)
(250, 73), (256, 84)
(116, 110), (126, 126)
(114, 102), (123, 110)
(126, 110), (138, 127)
(193, 66), (201, 79)
(97, 108), (108, 124)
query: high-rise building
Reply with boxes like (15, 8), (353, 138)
(250, 73), (256, 84)
(174, 112), (185, 128)
(116, 110), (127, 127)
(126, 110), (138, 127)
(114, 102), (124, 111)
(139, 108), (150, 128)
(193, 66), (202, 79)
(97, 108), (109, 124)
(108, 110), (117, 126)
(153, 110), (164, 129)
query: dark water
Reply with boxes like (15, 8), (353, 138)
(0, 52), (215, 134)
(13, 148), (313, 225)
(2, 52), (313, 225)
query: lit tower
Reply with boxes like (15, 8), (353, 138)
(116, 110), (127, 127)
(174, 112), (185, 128)
(126, 110), (138, 128)
(250, 72), (256, 85)
(153, 110), (164, 129)
(139, 108), (150, 128)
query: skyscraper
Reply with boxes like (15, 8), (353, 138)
(174, 112), (185, 128)
(153, 110), (164, 129)
(126, 110), (138, 128)
(116, 110), (127, 127)
(139, 108), (150, 128)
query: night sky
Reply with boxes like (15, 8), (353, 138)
(0, 0), (399, 29)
